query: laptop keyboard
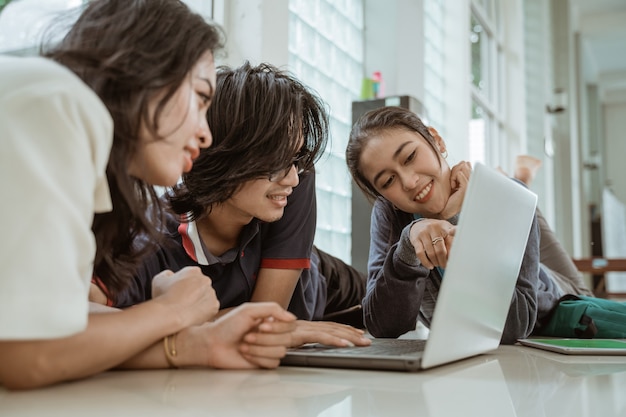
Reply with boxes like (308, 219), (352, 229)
(297, 338), (427, 356)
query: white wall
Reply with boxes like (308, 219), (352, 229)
(217, 0), (289, 68)
(363, 0), (423, 102)
(604, 102), (626, 204)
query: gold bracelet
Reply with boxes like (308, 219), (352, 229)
(163, 333), (179, 368)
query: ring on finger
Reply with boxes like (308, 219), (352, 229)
(431, 236), (444, 245)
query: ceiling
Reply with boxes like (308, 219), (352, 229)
(572, 0), (626, 103)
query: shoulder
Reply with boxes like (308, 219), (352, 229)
(0, 56), (111, 130)
(299, 170), (316, 187)
(373, 197), (393, 213)
(0, 56), (114, 212)
(372, 198), (412, 224)
(371, 198), (414, 242)
(1, 56), (91, 98)
(0, 56), (72, 81)
(291, 170), (316, 200)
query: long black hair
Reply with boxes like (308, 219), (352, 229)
(44, 0), (225, 297)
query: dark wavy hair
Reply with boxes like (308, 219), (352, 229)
(346, 106), (438, 203)
(43, 0), (225, 297)
(169, 61), (329, 220)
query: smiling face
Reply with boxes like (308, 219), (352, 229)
(219, 131), (306, 224)
(359, 127), (452, 217)
(223, 167), (301, 224)
(129, 50), (216, 186)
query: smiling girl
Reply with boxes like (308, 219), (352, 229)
(345, 106), (587, 343)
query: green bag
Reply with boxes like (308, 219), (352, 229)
(538, 295), (626, 338)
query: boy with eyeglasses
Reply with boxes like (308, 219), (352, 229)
(92, 62), (370, 348)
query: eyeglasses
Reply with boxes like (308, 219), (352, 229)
(268, 151), (308, 182)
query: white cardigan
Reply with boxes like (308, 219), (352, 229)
(0, 56), (113, 339)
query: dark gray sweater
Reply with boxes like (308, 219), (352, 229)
(363, 197), (561, 344)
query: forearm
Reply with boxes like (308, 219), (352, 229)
(250, 268), (301, 309)
(118, 335), (170, 369)
(0, 299), (184, 390)
(213, 306), (235, 319)
(364, 246), (428, 338)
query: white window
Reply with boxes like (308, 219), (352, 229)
(469, 0), (505, 167)
(288, 0), (364, 264)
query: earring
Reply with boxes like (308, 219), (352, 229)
(441, 150), (448, 159)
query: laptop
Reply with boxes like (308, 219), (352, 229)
(281, 162), (538, 371)
(518, 337), (626, 355)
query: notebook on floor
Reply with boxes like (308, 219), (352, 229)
(281, 163), (538, 372)
(518, 338), (626, 355)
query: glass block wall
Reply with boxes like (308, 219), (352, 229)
(288, 0), (364, 263)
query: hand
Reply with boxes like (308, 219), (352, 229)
(439, 161), (471, 220)
(177, 302), (297, 369)
(287, 320), (371, 348)
(152, 266), (219, 327)
(409, 219), (456, 269)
